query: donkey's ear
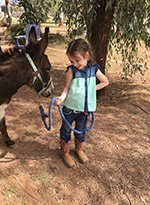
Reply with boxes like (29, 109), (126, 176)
(28, 26), (37, 45)
(37, 27), (49, 54)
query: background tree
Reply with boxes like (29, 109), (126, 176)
(48, 0), (61, 16)
(18, 0), (53, 26)
(54, 0), (150, 97)
(5, 0), (12, 26)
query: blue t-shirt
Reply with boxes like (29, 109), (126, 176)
(64, 61), (99, 112)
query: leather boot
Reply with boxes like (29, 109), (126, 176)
(60, 138), (75, 168)
(75, 138), (89, 163)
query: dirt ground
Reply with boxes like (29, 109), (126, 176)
(0, 25), (150, 205)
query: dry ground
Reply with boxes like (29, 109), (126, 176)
(0, 26), (150, 205)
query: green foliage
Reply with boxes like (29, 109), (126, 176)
(48, 33), (68, 45)
(18, 0), (52, 27)
(54, 0), (100, 38)
(9, 24), (25, 36)
(48, 0), (61, 15)
(54, 0), (150, 78)
(109, 0), (150, 79)
(5, 24), (25, 44)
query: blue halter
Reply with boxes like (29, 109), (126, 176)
(39, 97), (95, 134)
(25, 53), (52, 96)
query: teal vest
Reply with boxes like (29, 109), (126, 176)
(64, 62), (99, 112)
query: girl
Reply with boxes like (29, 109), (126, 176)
(55, 38), (109, 168)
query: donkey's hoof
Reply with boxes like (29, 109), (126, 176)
(6, 140), (15, 147)
(8, 143), (18, 149)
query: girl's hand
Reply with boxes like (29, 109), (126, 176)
(55, 97), (63, 105)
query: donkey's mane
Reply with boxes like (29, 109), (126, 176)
(0, 47), (24, 66)
(0, 42), (41, 72)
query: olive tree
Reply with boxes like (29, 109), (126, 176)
(18, 0), (52, 26)
(54, 0), (150, 97)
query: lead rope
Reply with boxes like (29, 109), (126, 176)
(39, 97), (95, 134)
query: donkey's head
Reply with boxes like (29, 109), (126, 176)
(25, 26), (54, 97)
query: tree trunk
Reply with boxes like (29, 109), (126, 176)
(5, 0), (12, 26)
(90, 2), (116, 98)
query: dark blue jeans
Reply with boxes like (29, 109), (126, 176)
(60, 106), (88, 143)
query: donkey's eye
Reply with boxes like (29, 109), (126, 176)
(45, 67), (51, 72)
(45, 63), (51, 71)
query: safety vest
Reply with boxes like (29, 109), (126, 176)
(64, 62), (99, 112)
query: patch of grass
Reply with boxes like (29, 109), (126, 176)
(48, 33), (69, 46)
(0, 151), (6, 158)
(31, 148), (40, 152)
(125, 128), (131, 131)
(124, 128), (133, 135)
(30, 174), (49, 192)
(54, 202), (59, 205)
(55, 186), (62, 193)
(50, 164), (57, 172)
(112, 124), (118, 127)
(146, 86), (150, 91)
(133, 111), (140, 115)
(30, 174), (49, 182)
(21, 201), (27, 205)
(146, 132), (150, 136)
(144, 121), (149, 125)
(17, 171), (21, 176)
(42, 167), (47, 170)
(6, 187), (17, 196)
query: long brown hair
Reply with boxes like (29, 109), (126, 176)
(66, 38), (97, 65)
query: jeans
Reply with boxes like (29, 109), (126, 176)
(60, 106), (88, 143)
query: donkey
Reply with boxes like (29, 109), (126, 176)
(0, 26), (54, 147)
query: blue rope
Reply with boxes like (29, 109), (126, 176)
(39, 97), (95, 134)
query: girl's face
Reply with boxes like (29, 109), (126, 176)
(67, 51), (89, 70)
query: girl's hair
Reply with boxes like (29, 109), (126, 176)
(66, 38), (97, 65)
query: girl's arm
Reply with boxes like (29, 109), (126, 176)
(95, 69), (109, 91)
(55, 67), (73, 105)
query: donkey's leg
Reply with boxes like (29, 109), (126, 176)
(0, 104), (15, 146)
(0, 117), (15, 146)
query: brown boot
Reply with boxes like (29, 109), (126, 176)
(75, 138), (89, 164)
(60, 138), (75, 168)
